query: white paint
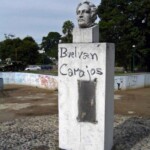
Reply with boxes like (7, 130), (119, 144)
(0, 73), (150, 91)
(145, 73), (150, 87)
(0, 78), (3, 90)
(16, 95), (45, 100)
(114, 74), (150, 90)
(59, 43), (115, 150)
(40, 103), (57, 106)
(0, 103), (31, 110)
(114, 95), (122, 100)
(0, 73), (58, 90)
(128, 111), (135, 114)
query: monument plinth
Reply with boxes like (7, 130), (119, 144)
(73, 25), (99, 43)
(58, 1), (115, 150)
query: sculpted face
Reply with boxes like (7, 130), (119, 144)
(77, 3), (92, 28)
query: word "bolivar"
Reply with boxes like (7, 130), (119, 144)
(59, 47), (98, 61)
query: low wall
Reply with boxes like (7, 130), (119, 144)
(114, 73), (150, 90)
(0, 72), (149, 90)
(0, 72), (58, 90)
(0, 78), (3, 90)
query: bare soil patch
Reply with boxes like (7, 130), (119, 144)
(0, 85), (58, 122)
(0, 85), (149, 122)
(115, 87), (150, 117)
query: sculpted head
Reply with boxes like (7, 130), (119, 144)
(76, 1), (97, 28)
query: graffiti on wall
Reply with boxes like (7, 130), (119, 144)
(59, 46), (103, 80)
(114, 77), (124, 90)
(1, 72), (58, 90)
(1, 72), (150, 90)
(39, 75), (58, 89)
(115, 75), (138, 90)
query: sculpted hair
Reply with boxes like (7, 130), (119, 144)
(76, 1), (97, 23)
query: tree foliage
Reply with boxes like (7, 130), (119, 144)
(41, 32), (61, 59)
(61, 20), (74, 43)
(98, 0), (150, 71)
(17, 37), (39, 64)
(0, 36), (39, 65)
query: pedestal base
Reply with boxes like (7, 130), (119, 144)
(58, 43), (115, 150)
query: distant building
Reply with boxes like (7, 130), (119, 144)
(38, 48), (45, 54)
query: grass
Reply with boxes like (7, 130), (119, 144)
(115, 72), (149, 76)
(3, 69), (148, 77)
(23, 69), (58, 76)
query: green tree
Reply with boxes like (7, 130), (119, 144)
(41, 32), (61, 59)
(61, 20), (74, 43)
(23, 36), (36, 43)
(98, 0), (150, 71)
(0, 36), (39, 64)
(16, 37), (39, 64)
(0, 38), (22, 61)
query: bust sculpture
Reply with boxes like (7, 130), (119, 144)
(76, 1), (97, 28)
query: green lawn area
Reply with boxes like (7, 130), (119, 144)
(23, 69), (58, 76)
(22, 70), (148, 76)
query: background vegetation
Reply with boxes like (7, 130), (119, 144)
(98, 0), (150, 72)
(0, 0), (149, 72)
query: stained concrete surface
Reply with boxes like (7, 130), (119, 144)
(0, 85), (149, 122)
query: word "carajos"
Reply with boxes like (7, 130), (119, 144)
(60, 63), (103, 80)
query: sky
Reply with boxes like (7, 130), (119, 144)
(0, 0), (101, 44)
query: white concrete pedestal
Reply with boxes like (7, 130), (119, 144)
(58, 43), (115, 150)
(73, 25), (99, 43)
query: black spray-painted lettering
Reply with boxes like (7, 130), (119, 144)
(60, 63), (103, 79)
(60, 64), (67, 75)
(60, 47), (98, 61)
(60, 47), (67, 58)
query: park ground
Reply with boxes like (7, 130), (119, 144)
(0, 85), (150, 122)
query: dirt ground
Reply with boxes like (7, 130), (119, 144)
(115, 87), (150, 117)
(0, 85), (58, 122)
(0, 85), (149, 122)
